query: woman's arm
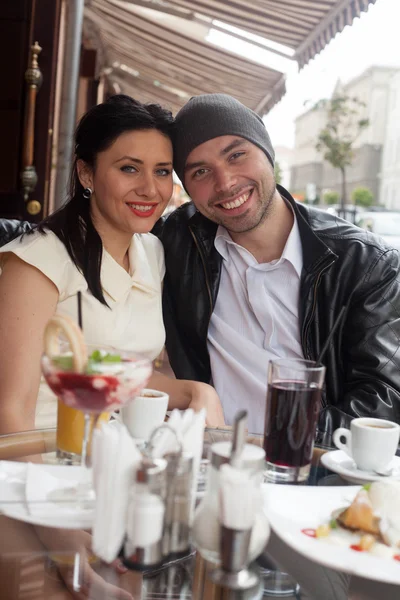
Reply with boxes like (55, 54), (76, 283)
(147, 371), (225, 427)
(0, 254), (59, 434)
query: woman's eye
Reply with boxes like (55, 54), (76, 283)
(120, 165), (137, 173)
(156, 168), (172, 177)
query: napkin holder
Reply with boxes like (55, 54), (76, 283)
(146, 423), (195, 559)
(163, 450), (194, 558)
(123, 423), (196, 570)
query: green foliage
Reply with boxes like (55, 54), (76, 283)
(323, 190), (340, 205)
(351, 187), (374, 207)
(315, 95), (369, 168)
(314, 95), (369, 205)
(274, 161), (282, 185)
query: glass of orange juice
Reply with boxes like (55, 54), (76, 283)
(56, 401), (110, 464)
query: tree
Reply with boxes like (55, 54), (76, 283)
(351, 187), (374, 208)
(323, 190), (339, 205)
(274, 161), (282, 185)
(314, 95), (369, 210)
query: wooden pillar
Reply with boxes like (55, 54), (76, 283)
(0, 2), (31, 219)
(30, 0), (62, 219)
(76, 46), (98, 119)
(0, 0), (62, 221)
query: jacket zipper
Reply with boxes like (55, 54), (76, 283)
(189, 226), (213, 321)
(302, 257), (336, 360)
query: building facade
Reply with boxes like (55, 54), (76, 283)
(290, 66), (398, 205)
(379, 70), (400, 209)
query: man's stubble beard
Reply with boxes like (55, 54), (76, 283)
(215, 175), (276, 234)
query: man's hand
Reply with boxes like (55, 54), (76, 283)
(188, 382), (225, 427)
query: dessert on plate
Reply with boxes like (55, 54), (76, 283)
(303, 481), (400, 559)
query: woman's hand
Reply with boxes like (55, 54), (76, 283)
(188, 382), (225, 427)
(35, 527), (133, 600)
(148, 371), (225, 426)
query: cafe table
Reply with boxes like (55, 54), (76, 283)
(0, 427), (399, 600)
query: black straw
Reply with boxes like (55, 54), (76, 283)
(77, 291), (83, 330)
(317, 305), (347, 366)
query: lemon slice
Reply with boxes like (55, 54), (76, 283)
(44, 314), (87, 373)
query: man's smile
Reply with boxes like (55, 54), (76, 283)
(213, 189), (254, 215)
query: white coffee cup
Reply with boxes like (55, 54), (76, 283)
(119, 389), (169, 441)
(333, 417), (400, 472)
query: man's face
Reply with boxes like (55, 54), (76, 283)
(183, 135), (276, 233)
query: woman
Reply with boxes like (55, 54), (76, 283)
(0, 95), (224, 434)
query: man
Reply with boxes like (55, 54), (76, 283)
(155, 93), (400, 445)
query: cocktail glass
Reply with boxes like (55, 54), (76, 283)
(41, 348), (152, 502)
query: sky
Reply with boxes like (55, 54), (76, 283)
(207, 0), (400, 149)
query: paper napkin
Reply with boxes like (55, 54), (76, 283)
(91, 421), (142, 563)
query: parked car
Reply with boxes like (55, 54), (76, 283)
(325, 204), (364, 224)
(356, 212), (400, 250)
(324, 204), (389, 224)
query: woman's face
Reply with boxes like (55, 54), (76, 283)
(80, 129), (173, 236)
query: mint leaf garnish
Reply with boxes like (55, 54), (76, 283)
(101, 353), (121, 363)
(53, 356), (74, 370)
(90, 350), (103, 362)
(88, 350), (121, 371)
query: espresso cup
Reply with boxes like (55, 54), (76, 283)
(120, 389), (169, 441)
(333, 417), (400, 472)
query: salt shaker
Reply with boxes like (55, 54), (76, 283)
(163, 451), (194, 558)
(124, 457), (167, 570)
(192, 441), (269, 565)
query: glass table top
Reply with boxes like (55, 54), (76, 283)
(0, 429), (398, 600)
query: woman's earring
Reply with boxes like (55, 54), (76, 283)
(82, 187), (92, 199)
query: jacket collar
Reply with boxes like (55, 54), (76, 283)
(187, 185), (337, 273)
(278, 186), (337, 273)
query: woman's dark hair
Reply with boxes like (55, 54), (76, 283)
(35, 94), (174, 306)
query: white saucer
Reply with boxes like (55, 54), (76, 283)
(320, 450), (400, 484)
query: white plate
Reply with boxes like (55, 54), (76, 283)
(263, 484), (400, 585)
(320, 450), (400, 484)
(0, 462), (93, 529)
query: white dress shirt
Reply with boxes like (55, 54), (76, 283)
(207, 215), (304, 434)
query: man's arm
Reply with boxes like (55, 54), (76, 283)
(153, 207), (211, 383)
(317, 247), (400, 447)
(153, 216), (198, 380)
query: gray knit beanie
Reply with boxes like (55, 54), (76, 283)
(173, 93), (275, 184)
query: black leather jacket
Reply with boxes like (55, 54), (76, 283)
(0, 219), (32, 245)
(156, 186), (400, 446)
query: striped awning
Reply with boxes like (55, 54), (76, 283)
(84, 0), (287, 115)
(114, 0), (378, 68)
